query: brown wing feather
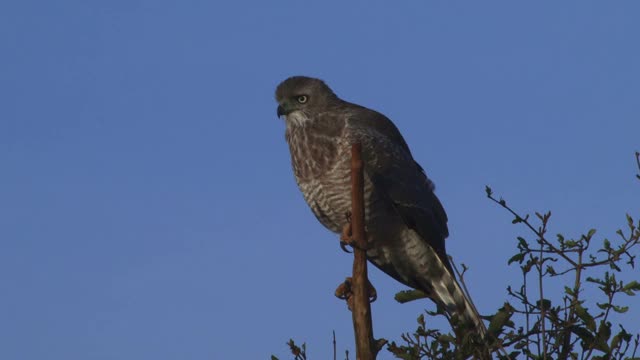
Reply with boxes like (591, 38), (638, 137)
(345, 107), (451, 271)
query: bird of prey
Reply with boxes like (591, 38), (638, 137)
(275, 76), (486, 340)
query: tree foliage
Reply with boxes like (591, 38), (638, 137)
(389, 189), (640, 359)
(274, 153), (640, 359)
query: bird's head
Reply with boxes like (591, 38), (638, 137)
(275, 76), (338, 125)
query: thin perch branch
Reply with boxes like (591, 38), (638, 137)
(350, 143), (377, 360)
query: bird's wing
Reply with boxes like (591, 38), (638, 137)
(344, 106), (487, 344)
(345, 108), (451, 269)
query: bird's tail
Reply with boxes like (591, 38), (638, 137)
(418, 256), (490, 358)
(434, 267), (487, 337)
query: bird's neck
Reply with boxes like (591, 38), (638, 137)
(284, 111), (312, 129)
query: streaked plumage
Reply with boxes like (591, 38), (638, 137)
(275, 76), (485, 340)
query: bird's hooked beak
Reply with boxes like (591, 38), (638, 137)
(277, 103), (291, 118)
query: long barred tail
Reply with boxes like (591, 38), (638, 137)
(396, 230), (486, 340)
(368, 228), (490, 356)
(430, 263), (487, 338)
(422, 255), (490, 359)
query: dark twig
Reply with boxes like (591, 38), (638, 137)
(523, 269), (532, 357)
(486, 194), (577, 267)
(538, 239), (548, 359)
(635, 151), (640, 181)
(333, 330), (337, 360)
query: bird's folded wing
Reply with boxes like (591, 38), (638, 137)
(346, 114), (450, 267)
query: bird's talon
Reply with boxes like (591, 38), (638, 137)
(340, 221), (355, 252)
(367, 280), (378, 303)
(344, 211), (352, 223)
(340, 222), (353, 241)
(335, 279), (351, 300)
(335, 278), (355, 310)
(335, 278), (376, 307)
(339, 241), (353, 253)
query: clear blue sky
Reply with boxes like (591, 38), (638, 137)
(1, 1), (639, 359)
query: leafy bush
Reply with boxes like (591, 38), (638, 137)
(275, 153), (640, 360)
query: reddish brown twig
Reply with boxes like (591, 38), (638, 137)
(349, 143), (378, 360)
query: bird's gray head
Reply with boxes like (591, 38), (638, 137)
(275, 76), (339, 126)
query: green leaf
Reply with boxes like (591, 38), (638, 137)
(609, 261), (622, 272)
(587, 277), (605, 286)
(612, 305), (629, 313)
(622, 280), (640, 295)
(508, 253), (525, 265)
(522, 258), (535, 273)
(517, 237), (529, 250)
(485, 185), (492, 196)
(536, 299), (552, 311)
(564, 286), (575, 297)
(571, 325), (595, 346)
(557, 234), (566, 248)
(575, 303), (596, 332)
(612, 325), (633, 350)
(437, 334), (455, 343)
(546, 265), (557, 276)
(507, 351), (521, 359)
(488, 304), (514, 336)
(394, 289), (428, 303)
(594, 321), (612, 352)
(610, 333), (622, 352)
(565, 240), (578, 247)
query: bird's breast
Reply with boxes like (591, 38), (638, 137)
(289, 136), (353, 232)
(285, 123), (344, 181)
(286, 124), (390, 234)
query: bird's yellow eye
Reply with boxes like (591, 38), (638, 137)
(297, 95), (308, 104)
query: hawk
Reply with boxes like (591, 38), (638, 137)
(275, 76), (485, 339)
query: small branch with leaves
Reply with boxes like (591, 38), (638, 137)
(386, 154), (640, 360)
(483, 181), (640, 360)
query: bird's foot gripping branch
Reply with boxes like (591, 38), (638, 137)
(335, 277), (378, 310)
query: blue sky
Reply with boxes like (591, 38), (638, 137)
(1, 1), (639, 359)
